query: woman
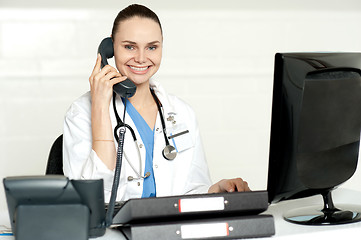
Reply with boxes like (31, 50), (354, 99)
(63, 4), (250, 202)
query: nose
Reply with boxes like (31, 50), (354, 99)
(134, 49), (146, 63)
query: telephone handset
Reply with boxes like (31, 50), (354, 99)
(97, 37), (136, 98)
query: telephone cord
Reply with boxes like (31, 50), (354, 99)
(105, 96), (127, 227)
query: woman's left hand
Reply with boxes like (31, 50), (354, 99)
(208, 178), (251, 193)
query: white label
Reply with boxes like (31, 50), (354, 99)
(179, 197), (225, 213)
(181, 222), (229, 239)
(166, 123), (193, 153)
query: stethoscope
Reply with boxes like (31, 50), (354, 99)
(112, 89), (177, 181)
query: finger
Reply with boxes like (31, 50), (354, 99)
(110, 76), (128, 86)
(101, 71), (121, 82)
(222, 180), (236, 193)
(89, 54), (102, 85)
(91, 65), (120, 86)
(102, 64), (119, 74)
(91, 53), (102, 76)
(244, 182), (251, 191)
(235, 179), (250, 192)
(235, 181), (245, 192)
(99, 65), (122, 80)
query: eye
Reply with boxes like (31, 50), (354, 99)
(125, 45), (134, 50)
(148, 46), (157, 51)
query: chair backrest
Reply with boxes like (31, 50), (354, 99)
(46, 135), (64, 175)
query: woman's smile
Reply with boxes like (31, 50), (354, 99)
(128, 65), (151, 74)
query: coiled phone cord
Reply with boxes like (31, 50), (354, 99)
(105, 96), (127, 227)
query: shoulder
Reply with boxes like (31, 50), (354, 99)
(162, 93), (199, 132)
(150, 79), (196, 118)
(167, 94), (196, 117)
(65, 91), (92, 118)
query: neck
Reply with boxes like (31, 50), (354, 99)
(126, 81), (158, 129)
(128, 81), (155, 110)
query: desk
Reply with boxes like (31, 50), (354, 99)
(1, 188), (361, 240)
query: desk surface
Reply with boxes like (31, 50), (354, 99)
(1, 188), (361, 240)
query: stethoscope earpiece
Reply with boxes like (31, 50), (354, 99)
(163, 145), (177, 160)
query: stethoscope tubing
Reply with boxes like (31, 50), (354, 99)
(112, 89), (177, 181)
(113, 89), (176, 160)
(150, 90), (172, 148)
(123, 141), (143, 179)
(150, 90), (177, 160)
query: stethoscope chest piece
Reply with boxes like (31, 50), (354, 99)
(163, 145), (177, 160)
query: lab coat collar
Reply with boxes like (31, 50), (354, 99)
(111, 79), (177, 116)
(149, 79), (177, 116)
(109, 79), (179, 135)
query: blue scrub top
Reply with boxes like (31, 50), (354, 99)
(124, 99), (156, 198)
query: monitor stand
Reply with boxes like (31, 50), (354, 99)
(283, 189), (361, 225)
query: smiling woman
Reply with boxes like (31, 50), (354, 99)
(112, 17), (163, 86)
(62, 4), (250, 203)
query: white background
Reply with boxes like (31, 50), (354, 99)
(1, 0), (361, 212)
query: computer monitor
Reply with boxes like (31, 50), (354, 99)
(3, 175), (106, 238)
(267, 52), (361, 225)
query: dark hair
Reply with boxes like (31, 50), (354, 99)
(111, 4), (162, 39)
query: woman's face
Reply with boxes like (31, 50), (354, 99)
(113, 17), (163, 86)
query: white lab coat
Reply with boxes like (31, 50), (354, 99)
(63, 80), (212, 202)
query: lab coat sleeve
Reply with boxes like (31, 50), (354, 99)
(62, 93), (115, 199)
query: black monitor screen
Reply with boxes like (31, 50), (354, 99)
(267, 52), (361, 203)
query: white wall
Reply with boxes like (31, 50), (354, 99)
(1, 0), (361, 212)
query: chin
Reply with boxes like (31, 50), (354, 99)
(129, 76), (151, 86)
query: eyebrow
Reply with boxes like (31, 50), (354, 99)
(122, 40), (161, 45)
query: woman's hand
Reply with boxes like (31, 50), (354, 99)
(208, 178), (251, 193)
(89, 54), (127, 170)
(89, 54), (127, 107)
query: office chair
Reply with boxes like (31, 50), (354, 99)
(46, 134), (64, 175)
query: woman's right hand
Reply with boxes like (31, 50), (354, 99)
(89, 54), (127, 107)
(89, 54), (127, 170)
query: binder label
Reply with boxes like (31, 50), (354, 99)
(180, 222), (229, 239)
(178, 197), (225, 213)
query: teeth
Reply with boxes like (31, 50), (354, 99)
(130, 66), (148, 71)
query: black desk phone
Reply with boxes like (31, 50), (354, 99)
(98, 37), (136, 98)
